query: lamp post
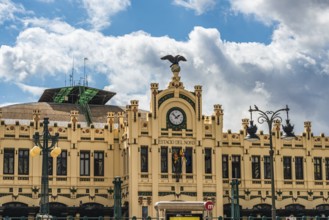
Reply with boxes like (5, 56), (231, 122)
(113, 176), (122, 220)
(30, 118), (61, 217)
(245, 105), (295, 220)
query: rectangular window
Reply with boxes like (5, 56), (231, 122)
(252, 156), (260, 179)
(185, 147), (193, 173)
(314, 157), (322, 180)
(222, 155), (229, 178)
(80, 151), (90, 176)
(4, 148), (15, 174)
(232, 155), (241, 178)
(295, 157), (304, 180)
(172, 147), (182, 174)
(141, 146), (148, 173)
(123, 149), (128, 175)
(18, 149), (29, 175)
(326, 158), (329, 180)
(283, 156), (292, 179)
(94, 151), (104, 176)
(205, 148), (212, 174)
(142, 206), (148, 220)
(160, 147), (168, 173)
(57, 150), (67, 176)
(264, 156), (271, 179)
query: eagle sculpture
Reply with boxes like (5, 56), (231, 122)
(161, 55), (187, 66)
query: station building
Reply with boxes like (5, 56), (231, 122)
(0, 63), (329, 218)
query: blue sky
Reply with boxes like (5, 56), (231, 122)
(0, 0), (329, 135)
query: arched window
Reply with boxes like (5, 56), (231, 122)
(316, 204), (329, 211)
(253, 204), (271, 211)
(285, 204), (305, 211)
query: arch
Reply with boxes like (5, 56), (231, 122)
(157, 90), (196, 111)
(285, 204), (305, 211)
(159, 97), (196, 131)
(0, 195), (36, 207)
(48, 202), (68, 217)
(81, 202), (104, 209)
(253, 204), (271, 211)
(316, 204), (329, 211)
(278, 197), (308, 209)
(2, 202), (29, 217)
(3, 202), (28, 207)
(76, 195), (111, 207)
(49, 202), (67, 208)
(79, 202), (106, 217)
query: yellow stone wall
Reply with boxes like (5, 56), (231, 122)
(0, 67), (329, 218)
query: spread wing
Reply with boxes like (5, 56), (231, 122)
(176, 55), (187, 63)
(161, 55), (175, 64)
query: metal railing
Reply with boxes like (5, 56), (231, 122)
(2, 216), (329, 220)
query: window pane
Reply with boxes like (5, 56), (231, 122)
(252, 156), (260, 179)
(222, 155), (229, 178)
(205, 148), (212, 174)
(4, 148), (15, 174)
(80, 151), (90, 176)
(314, 157), (322, 180)
(185, 147), (193, 174)
(18, 149), (29, 175)
(326, 158), (329, 180)
(161, 147), (168, 173)
(232, 155), (241, 178)
(264, 156), (271, 179)
(57, 150), (67, 176)
(283, 157), (292, 179)
(172, 147), (182, 174)
(295, 157), (304, 180)
(141, 146), (148, 172)
(94, 151), (104, 176)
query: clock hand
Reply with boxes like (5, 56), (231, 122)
(175, 114), (181, 119)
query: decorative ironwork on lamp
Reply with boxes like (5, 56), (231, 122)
(244, 105), (295, 220)
(30, 117), (60, 218)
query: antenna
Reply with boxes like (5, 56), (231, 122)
(70, 58), (75, 86)
(84, 57), (88, 86)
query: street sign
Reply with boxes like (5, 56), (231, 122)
(204, 201), (214, 211)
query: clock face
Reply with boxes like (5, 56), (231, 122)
(169, 109), (184, 125)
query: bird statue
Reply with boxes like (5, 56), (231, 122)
(161, 55), (187, 67)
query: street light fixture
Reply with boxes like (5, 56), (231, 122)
(245, 105), (295, 220)
(30, 118), (61, 218)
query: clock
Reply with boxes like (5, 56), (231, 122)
(169, 109), (184, 125)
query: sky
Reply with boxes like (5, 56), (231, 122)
(0, 0), (329, 135)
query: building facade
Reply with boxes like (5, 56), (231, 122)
(0, 64), (329, 218)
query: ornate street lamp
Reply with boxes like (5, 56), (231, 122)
(113, 176), (122, 220)
(245, 105), (295, 220)
(30, 118), (61, 218)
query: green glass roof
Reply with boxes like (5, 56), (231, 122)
(38, 86), (116, 105)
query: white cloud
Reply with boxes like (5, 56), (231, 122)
(229, 0), (329, 51)
(81, 0), (131, 31)
(0, 0), (25, 25)
(22, 17), (75, 34)
(173, 0), (216, 15)
(16, 82), (46, 97)
(1, 0), (329, 135)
